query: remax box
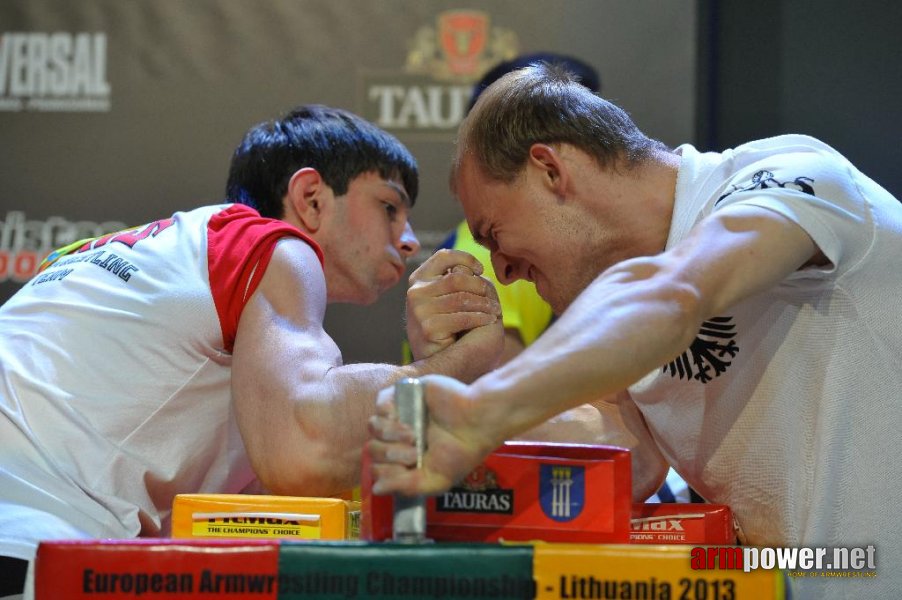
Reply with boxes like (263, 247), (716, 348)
(630, 503), (735, 545)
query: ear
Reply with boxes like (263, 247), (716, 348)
(286, 168), (328, 232)
(527, 143), (570, 199)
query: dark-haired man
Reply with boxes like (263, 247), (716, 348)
(0, 105), (503, 597)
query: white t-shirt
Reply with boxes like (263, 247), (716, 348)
(0, 204), (320, 564)
(629, 135), (901, 597)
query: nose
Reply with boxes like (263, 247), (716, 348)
(397, 221), (421, 258)
(490, 251), (525, 285)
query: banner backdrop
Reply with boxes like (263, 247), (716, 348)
(0, 0), (696, 363)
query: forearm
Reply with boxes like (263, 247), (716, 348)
(260, 328), (500, 495)
(470, 206), (820, 447)
(470, 262), (702, 449)
(408, 322), (502, 383)
(286, 361), (415, 495)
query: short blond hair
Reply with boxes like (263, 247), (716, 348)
(452, 62), (666, 187)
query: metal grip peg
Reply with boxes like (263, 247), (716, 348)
(391, 377), (431, 543)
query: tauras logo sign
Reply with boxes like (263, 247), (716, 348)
(0, 32), (111, 112)
(436, 464), (514, 514)
(360, 9), (518, 134)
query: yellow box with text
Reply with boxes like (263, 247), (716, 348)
(531, 542), (785, 599)
(171, 493), (360, 541)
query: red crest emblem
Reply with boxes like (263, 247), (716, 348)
(438, 10), (489, 76)
(461, 464), (498, 491)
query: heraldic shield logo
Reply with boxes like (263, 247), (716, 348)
(437, 11), (488, 76)
(539, 463), (585, 522)
(404, 9), (518, 82)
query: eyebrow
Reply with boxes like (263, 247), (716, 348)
(384, 180), (412, 208)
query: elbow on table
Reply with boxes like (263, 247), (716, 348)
(252, 440), (359, 498)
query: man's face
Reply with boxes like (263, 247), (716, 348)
(455, 157), (599, 314)
(320, 171), (419, 304)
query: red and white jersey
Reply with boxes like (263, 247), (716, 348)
(0, 203), (322, 561)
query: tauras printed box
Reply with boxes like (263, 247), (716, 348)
(361, 441), (632, 543)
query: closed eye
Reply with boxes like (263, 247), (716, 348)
(480, 229), (498, 252)
(383, 202), (399, 220)
(472, 225), (491, 248)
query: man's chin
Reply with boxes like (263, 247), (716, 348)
(543, 291), (574, 317)
(355, 277), (400, 305)
(536, 285), (562, 316)
(330, 282), (381, 306)
(384, 269), (405, 291)
(340, 292), (379, 306)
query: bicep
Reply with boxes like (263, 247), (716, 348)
(231, 239), (340, 474)
(663, 203), (820, 317)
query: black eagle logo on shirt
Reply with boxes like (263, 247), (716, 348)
(664, 316), (738, 383)
(663, 169), (818, 383)
(716, 169), (815, 205)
